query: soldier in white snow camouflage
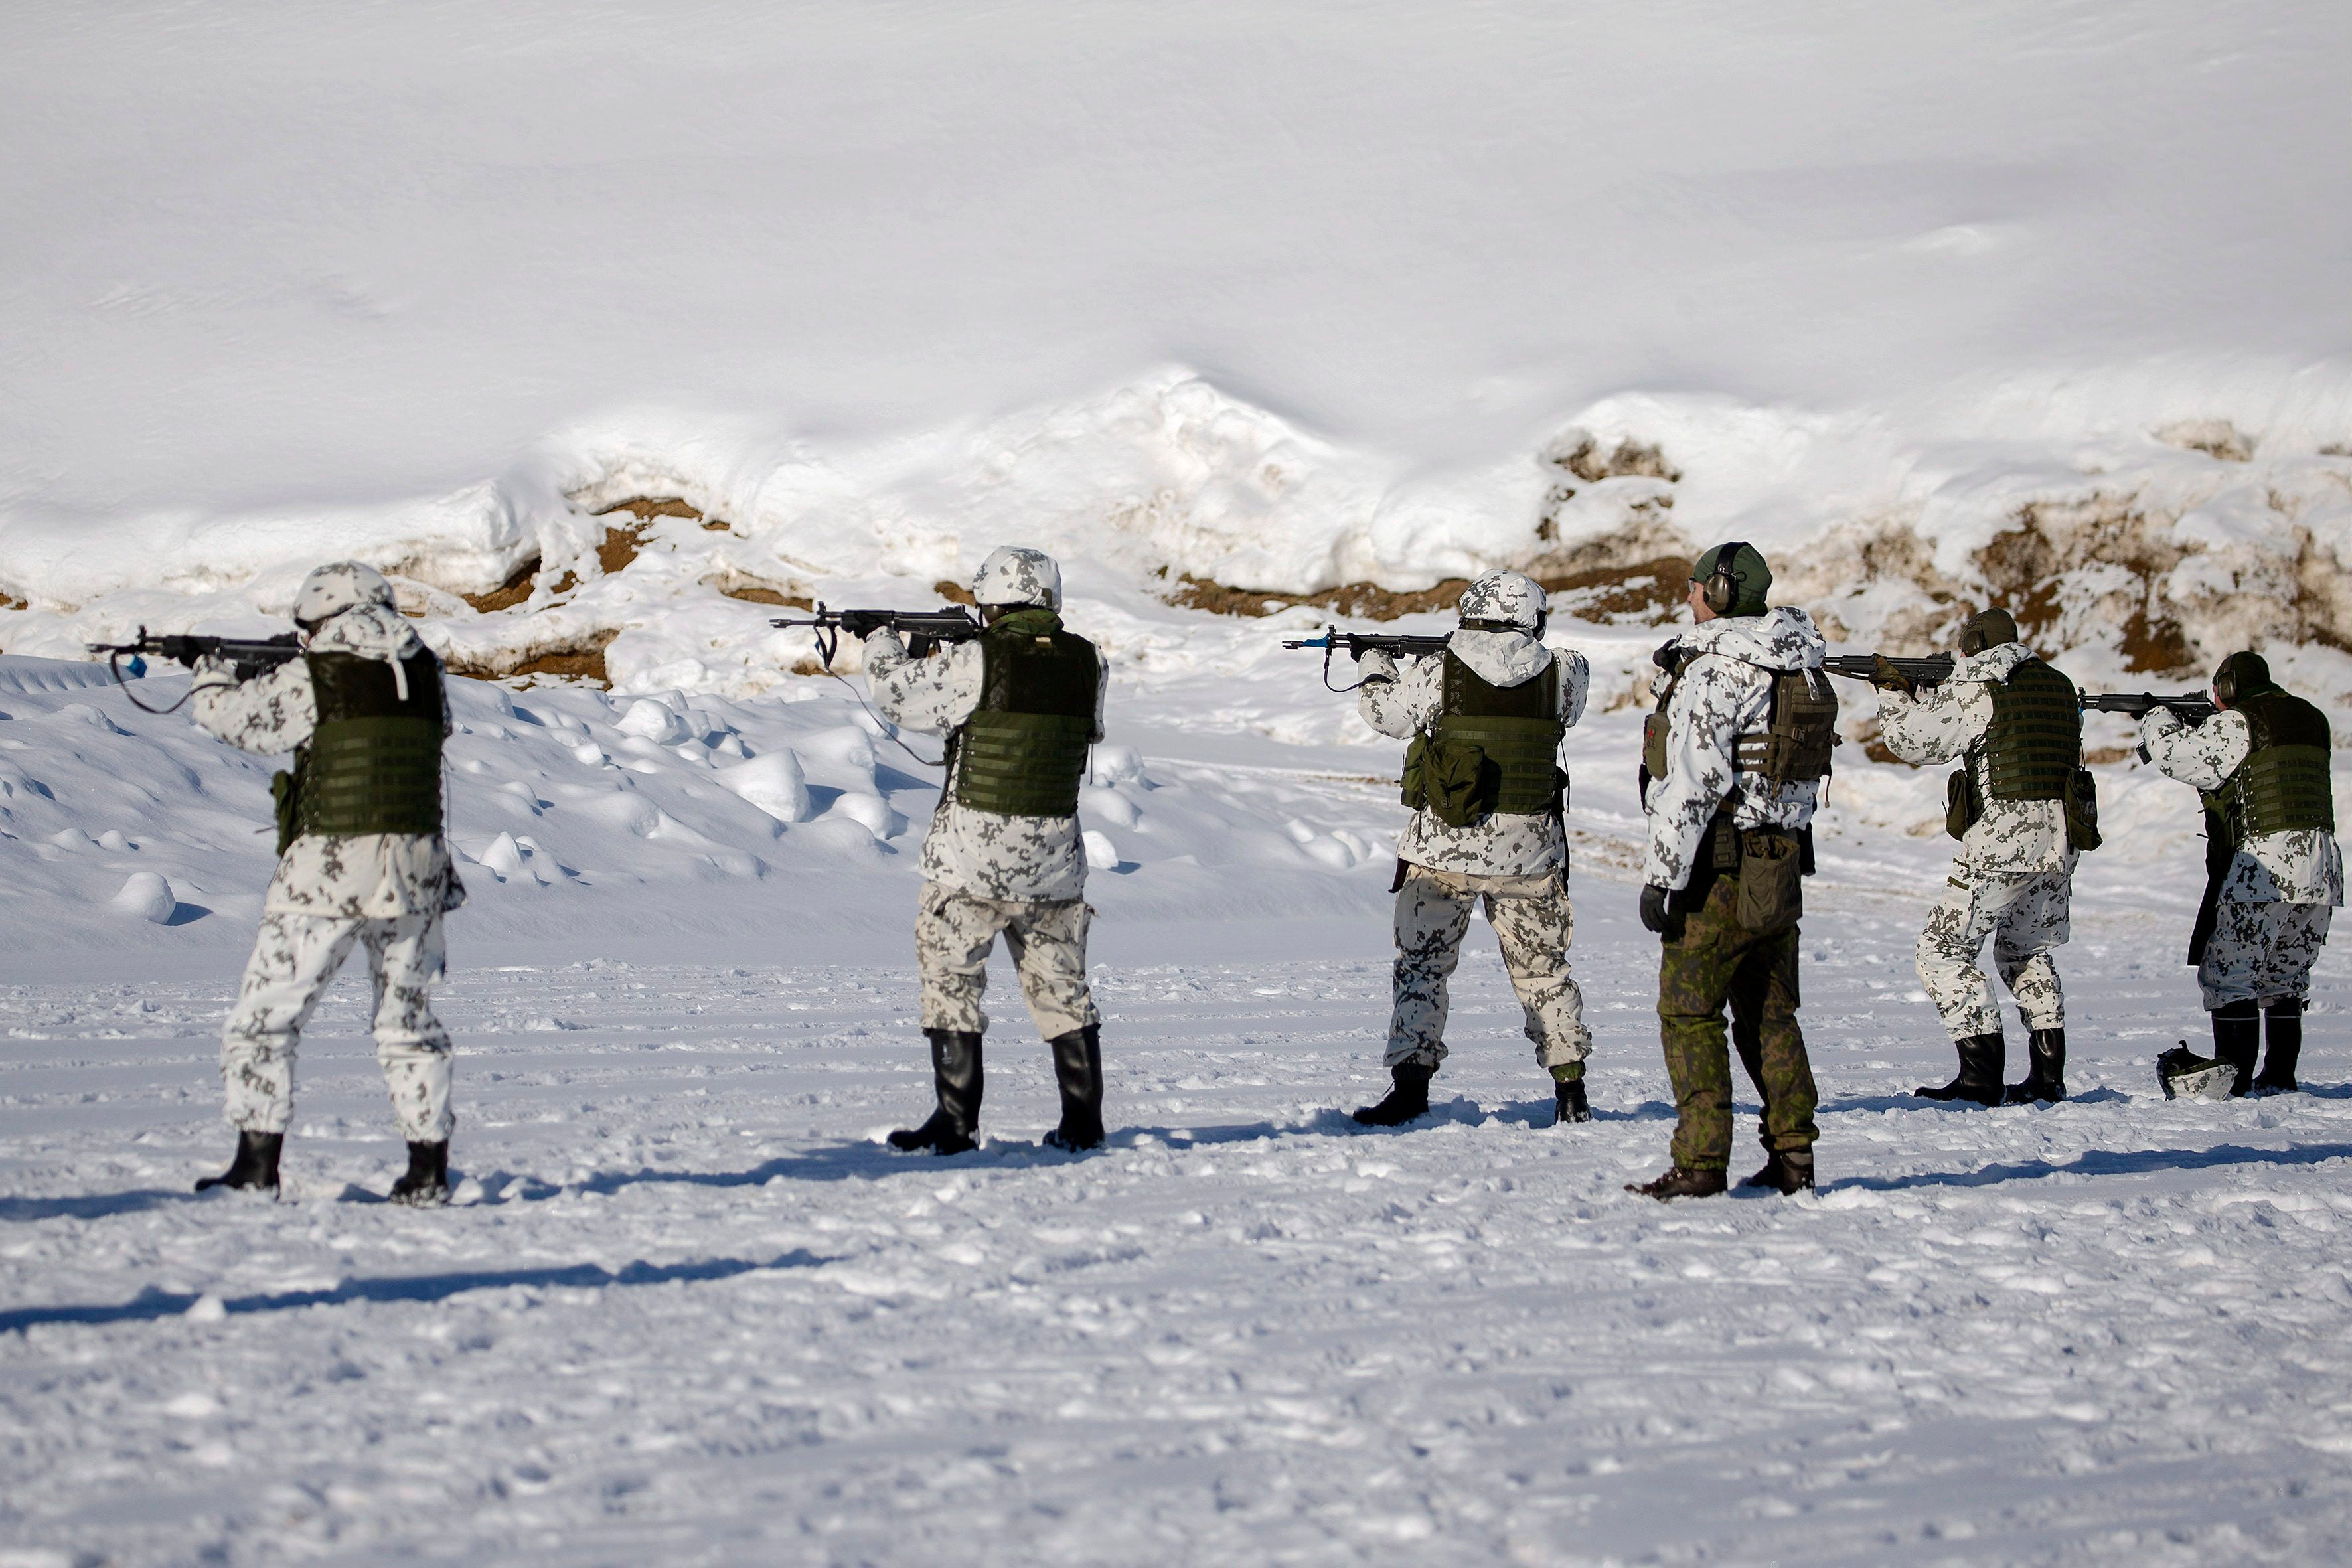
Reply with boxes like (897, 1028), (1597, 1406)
(1871, 608), (2081, 1105)
(1349, 570), (1594, 1129)
(868, 546), (1113, 1154)
(187, 560), (465, 1204)
(2140, 650), (2341, 1095)
(1630, 543), (1832, 1200)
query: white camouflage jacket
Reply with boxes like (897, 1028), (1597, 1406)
(1641, 607), (1828, 891)
(867, 626), (1110, 902)
(1877, 641), (2072, 882)
(189, 605), (465, 920)
(1357, 630), (1590, 878)
(2140, 706), (2343, 905)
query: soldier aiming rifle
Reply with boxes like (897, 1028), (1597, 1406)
(141, 564), (467, 1205)
(1295, 573), (1595, 1129)
(1850, 610), (2097, 1107)
(855, 548), (1113, 1154)
(2130, 652), (2340, 1097)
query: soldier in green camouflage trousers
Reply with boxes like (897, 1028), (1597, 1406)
(1658, 869), (1820, 1176)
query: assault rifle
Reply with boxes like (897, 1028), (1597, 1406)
(87, 628), (304, 713)
(2079, 691), (2218, 723)
(769, 604), (983, 670)
(1820, 653), (1956, 690)
(1281, 626), (1454, 692)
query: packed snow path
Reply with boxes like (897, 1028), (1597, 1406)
(5, 896), (2351, 1565)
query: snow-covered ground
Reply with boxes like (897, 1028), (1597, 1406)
(7, 1), (2352, 1560)
(6, 651), (2352, 1564)
(7, 886), (2352, 1564)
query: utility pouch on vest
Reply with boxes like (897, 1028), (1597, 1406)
(2064, 766), (2102, 852)
(1735, 671), (1839, 783)
(1640, 710), (1669, 785)
(1735, 829), (1803, 933)
(1945, 767), (1981, 841)
(272, 764), (302, 856)
(1418, 738), (1496, 828)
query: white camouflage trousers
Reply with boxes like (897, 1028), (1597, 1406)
(221, 911), (455, 1142)
(2200, 900), (2332, 1009)
(1388, 864), (1590, 1072)
(915, 882), (1099, 1041)
(1914, 870), (2070, 1039)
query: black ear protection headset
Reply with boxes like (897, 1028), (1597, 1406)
(1701, 541), (1751, 615)
(2213, 663), (2236, 706)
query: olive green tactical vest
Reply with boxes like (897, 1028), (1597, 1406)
(1642, 653), (1836, 786)
(1980, 657), (2080, 800)
(1733, 669), (1838, 783)
(279, 650), (445, 851)
(2209, 688), (2333, 846)
(951, 612), (1099, 818)
(1423, 652), (1565, 818)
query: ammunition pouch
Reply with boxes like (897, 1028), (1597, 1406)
(1401, 733), (1496, 829)
(2064, 766), (2102, 852)
(1735, 828), (1804, 934)
(1946, 767), (1980, 842)
(272, 767), (301, 857)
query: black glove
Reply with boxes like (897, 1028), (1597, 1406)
(1638, 884), (1682, 939)
(836, 610), (888, 639)
(1651, 641), (1684, 672)
(157, 635), (208, 666)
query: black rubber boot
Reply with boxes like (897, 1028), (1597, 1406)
(1739, 1150), (1816, 1195)
(889, 1029), (984, 1154)
(1627, 1166), (1728, 1201)
(2255, 1000), (2302, 1093)
(2004, 1028), (2068, 1104)
(1551, 1076), (1591, 1126)
(2211, 1001), (2260, 1097)
(195, 1130), (282, 1196)
(1916, 1032), (2005, 1105)
(1042, 1024), (1105, 1152)
(1352, 1061), (1433, 1127)
(388, 1141), (450, 1207)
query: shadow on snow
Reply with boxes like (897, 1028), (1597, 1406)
(0, 1248), (834, 1334)
(1826, 1140), (2352, 1194)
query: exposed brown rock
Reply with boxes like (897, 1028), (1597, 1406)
(714, 581), (811, 609)
(1553, 435), (1682, 485)
(445, 630), (619, 688)
(463, 557), (540, 613)
(2156, 420), (2254, 463)
(595, 497), (705, 523)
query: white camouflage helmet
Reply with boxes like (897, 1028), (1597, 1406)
(293, 560), (398, 628)
(1458, 570), (1547, 631)
(971, 546), (1063, 611)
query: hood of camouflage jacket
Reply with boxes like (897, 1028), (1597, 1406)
(1679, 605), (1826, 671)
(1446, 627), (1554, 687)
(308, 602), (431, 700)
(1948, 640), (2035, 684)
